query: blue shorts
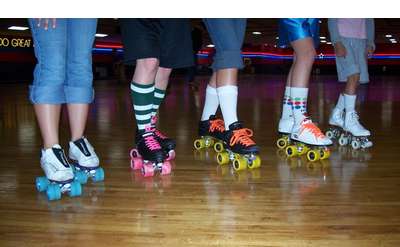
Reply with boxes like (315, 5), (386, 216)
(279, 18), (320, 48)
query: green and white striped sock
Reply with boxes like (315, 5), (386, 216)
(130, 81), (155, 132)
(152, 87), (166, 117)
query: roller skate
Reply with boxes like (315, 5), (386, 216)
(129, 127), (171, 177)
(285, 118), (332, 162)
(338, 111), (373, 149)
(35, 145), (83, 201)
(194, 115), (226, 152)
(69, 137), (104, 183)
(150, 116), (176, 161)
(325, 107), (345, 141)
(276, 117), (294, 149)
(215, 121), (261, 171)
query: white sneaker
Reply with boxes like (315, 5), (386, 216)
(40, 144), (74, 182)
(278, 117), (294, 134)
(291, 118), (333, 146)
(69, 137), (99, 168)
(344, 111), (371, 137)
(329, 107), (344, 128)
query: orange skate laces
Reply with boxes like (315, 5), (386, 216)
(209, 119), (225, 133)
(230, 128), (256, 147)
(299, 118), (326, 139)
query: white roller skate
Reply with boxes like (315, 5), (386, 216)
(276, 117), (294, 149)
(69, 137), (105, 183)
(325, 107), (345, 140)
(338, 111), (373, 149)
(35, 145), (82, 201)
(285, 118), (332, 162)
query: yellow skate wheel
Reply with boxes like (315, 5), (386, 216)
(214, 142), (225, 153)
(216, 152), (230, 165)
(248, 155), (261, 169)
(194, 139), (205, 150)
(320, 148), (331, 160)
(307, 149), (320, 162)
(205, 137), (214, 148)
(297, 143), (309, 155)
(233, 157), (247, 171)
(286, 145), (298, 157)
(276, 137), (288, 149)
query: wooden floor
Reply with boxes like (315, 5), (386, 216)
(1, 74), (400, 246)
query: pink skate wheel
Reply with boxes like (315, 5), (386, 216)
(130, 149), (141, 159)
(131, 158), (143, 170)
(166, 150), (176, 161)
(142, 163), (155, 177)
(161, 161), (172, 175)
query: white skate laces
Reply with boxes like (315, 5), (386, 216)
(41, 144), (74, 182)
(69, 137), (100, 168)
(291, 118), (332, 145)
(344, 111), (371, 137)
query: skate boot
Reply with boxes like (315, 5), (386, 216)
(276, 117), (294, 149)
(194, 115), (226, 152)
(69, 137), (104, 183)
(286, 118), (332, 162)
(130, 128), (171, 177)
(35, 144), (83, 201)
(325, 107), (345, 140)
(216, 121), (261, 171)
(339, 111), (373, 149)
(150, 116), (176, 161)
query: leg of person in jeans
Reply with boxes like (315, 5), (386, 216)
(29, 18), (74, 183)
(65, 19), (102, 174)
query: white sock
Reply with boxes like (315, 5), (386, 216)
(344, 93), (357, 112)
(281, 86), (292, 119)
(201, 85), (219, 121)
(217, 85), (238, 129)
(290, 87), (308, 126)
(335, 93), (345, 111)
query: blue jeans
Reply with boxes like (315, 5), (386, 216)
(28, 18), (97, 104)
(203, 18), (246, 71)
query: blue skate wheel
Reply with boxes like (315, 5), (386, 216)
(69, 181), (82, 197)
(35, 176), (49, 192)
(92, 167), (105, 182)
(46, 184), (61, 201)
(74, 170), (88, 184)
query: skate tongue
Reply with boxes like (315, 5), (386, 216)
(52, 144), (62, 149)
(228, 121), (243, 131)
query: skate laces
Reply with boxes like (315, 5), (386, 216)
(143, 134), (161, 151)
(230, 128), (255, 147)
(210, 119), (225, 133)
(348, 111), (366, 129)
(300, 118), (325, 139)
(154, 128), (167, 139)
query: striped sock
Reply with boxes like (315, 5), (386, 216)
(290, 87), (308, 126)
(152, 88), (166, 118)
(281, 86), (292, 119)
(130, 81), (155, 132)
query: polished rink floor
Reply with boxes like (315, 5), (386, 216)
(0, 74), (400, 246)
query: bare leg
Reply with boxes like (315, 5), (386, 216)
(34, 104), (62, 149)
(155, 67), (172, 90)
(290, 38), (316, 88)
(133, 58), (159, 84)
(344, 73), (360, 95)
(216, 68), (238, 87)
(67, 104), (89, 141)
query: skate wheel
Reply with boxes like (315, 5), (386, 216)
(46, 184), (61, 201)
(320, 148), (331, 160)
(233, 157), (247, 171)
(35, 176), (49, 192)
(216, 152), (230, 165)
(93, 167), (105, 182)
(285, 145), (298, 157)
(297, 143), (309, 155)
(248, 156), (261, 169)
(205, 138), (214, 148)
(130, 149), (141, 159)
(338, 135), (348, 146)
(131, 158), (143, 170)
(166, 150), (176, 161)
(307, 150), (320, 162)
(161, 161), (172, 175)
(194, 139), (205, 150)
(214, 142), (224, 153)
(325, 130), (334, 139)
(69, 181), (82, 197)
(74, 170), (88, 184)
(276, 137), (288, 149)
(351, 140), (361, 150)
(142, 163), (155, 177)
